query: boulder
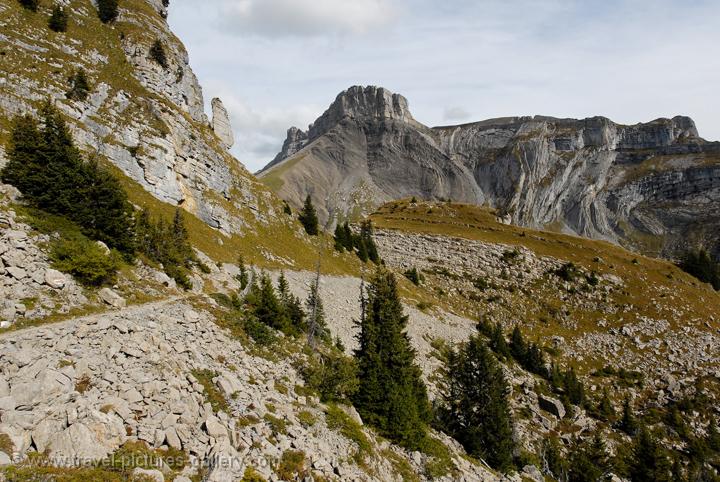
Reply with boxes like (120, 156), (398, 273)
(44, 269), (67, 289)
(538, 395), (566, 419)
(204, 416), (228, 439)
(0, 451), (10, 466)
(6, 266), (26, 280)
(47, 423), (109, 463)
(98, 288), (126, 308)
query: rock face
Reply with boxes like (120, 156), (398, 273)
(0, 0), (263, 234)
(260, 85), (720, 258)
(211, 98), (234, 149)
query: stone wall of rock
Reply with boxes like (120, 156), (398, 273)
(261, 85), (720, 258)
(0, 0), (262, 234)
(211, 98), (234, 150)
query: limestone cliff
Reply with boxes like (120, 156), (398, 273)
(260, 86), (720, 258)
(0, 0), (262, 234)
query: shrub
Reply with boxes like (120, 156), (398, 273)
(149, 39), (168, 68)
(243, 316), (276, 346)
(18, 0), (39, 12)
(325, 404), (373, 457)
(404, 267), (423, 286)
(97, 0), (119, 23)
(277, 450), (307, 481)
(48, 6), (68, 32)
(300, 348), (359, 402)
(50, 235), (120, 286)
(67, 70), (91, 101)
(192, 369), (229, 413)
(241, 467), (266, 482)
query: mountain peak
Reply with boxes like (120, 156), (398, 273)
(307, 85), (418, 139)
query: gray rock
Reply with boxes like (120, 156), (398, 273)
(211, 98), (234, 149)
(98, 288), (126, 308)
(6, 266), (27, 280)
(44, 269), (67, 289)
(47, 423), (109, 462)
(0, 451), (11, 466)
(538, 395), (566, 419)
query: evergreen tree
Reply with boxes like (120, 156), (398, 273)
(438, 336), (515, 471)
(18, 0), (39, 12)
(356, 238), (369, 263)
(629, 428), (672, 482)
(679, 248), (720, 290)
(619, 396), (638, 435)
(568, 433), (609, 482)
(67, 70), (91, 101)
(341, 222), (354, 250)
(298, 195), (319, 235)
(150, 39), (168, 68)
(236, 255), (249, 290)
(306, 282), (329, 343)
(510, 325), (527, 362)
(488, 322), (511, 360)
(282, 201), (292, 215)
(594, 389), (615, 422)
(97, 0), (119, 23)
(48, 5), (69, 32)
(359, 220), (380, 263)
(403, 267), (423, 286)
(276, 272), (306, 334)
(524, 342), (547, 376)
(1, 105), (135, 255)
(708, 417), (720, 452)
(171, 208), (194, 264)
(333, 224), (346, 252)
(563, 367), (585, 407)
(247, 273), (291, 333)
(353, 269), (430, 449)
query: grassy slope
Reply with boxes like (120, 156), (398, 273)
(370, 199), (720, 374)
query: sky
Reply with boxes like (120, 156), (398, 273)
(168, 0), (720, 173)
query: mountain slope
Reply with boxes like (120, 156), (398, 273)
(260, 85), (720, 259)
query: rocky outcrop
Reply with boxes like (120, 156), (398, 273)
(260, 85), (720, 258)
(211, 98), (234, 149)
(0, 0), (263, 234)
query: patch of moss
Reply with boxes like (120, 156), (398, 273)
(192, 369), (229, 413)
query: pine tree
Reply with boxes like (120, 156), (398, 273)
(248, 273), (291, 332)
(359, 220), (380, 263)
(18, 0), (39, 12)
(237, 255), (249, 290)
(438, 336), (515, 471)
(298, 195), (319, 235)
(306, 282), (329, 343)
(1, 105), (135, 256)
(353, 269), (430, 449)
(97, 0), (119, 23)
(708, 417), (720, 452)
(282, 201), (292, 215)
(67, 69), (91, 101)
(619, 396), (638, 435)
(48, 6), (69, 32)
(510, 325), (527, 363)
(356, 238), (369, 263)
(595, 389), (615, 422)
(489, 322), (511, 360)
(150, 39), (168, 68)
(569, 433), (609, 482)
(333, 224), (346, 252)
(525, 342), (547, 376)
(171, 208), (194, 265)
(403, 267), (423, 286)
(629, 428), (672, 482)
(341, 222), (354, 250)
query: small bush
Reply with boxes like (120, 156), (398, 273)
(404, 267), (423, 286)
(300, 348), (359, 402)
(97, 0), (119, 23)
(243, 316), (276, 346)
(18, 0), (39, 12)
(192, 369), (229, 413)
(679, 248), (720, 290)
(66, 70), (91, 101)
(48, 6), (69, 32)
(263, 414), (287, 436)
(277, 450), (307, 481)
(297, 411), (317, 427)
(149, 39), (168, 68)
(50, 235), (120, 286)
(241, 467), (266, 482)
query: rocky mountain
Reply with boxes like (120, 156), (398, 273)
(260, 85), (720, 259)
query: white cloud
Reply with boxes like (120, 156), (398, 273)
(443, 106), (471, 122)
(219, 0), (397, 37)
